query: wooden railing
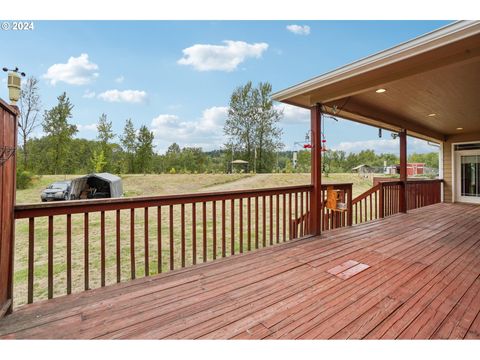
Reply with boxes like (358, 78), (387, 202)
(320, 183), (353, 231)
(14, 185), (312, 306)
(12, 179), (442, 307)
(352, 183), (381, 224)
(406, 179), (443, 210)
(352, 179), (443, 225)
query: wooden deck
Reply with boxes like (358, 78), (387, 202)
(1, 202), (479, 339)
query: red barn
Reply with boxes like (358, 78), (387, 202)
(395, 163), (425, 176)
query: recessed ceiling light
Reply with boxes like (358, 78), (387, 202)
(376, 88), (387, 93)
(428, 113), (436, 117)
(456, 127), (464, 131)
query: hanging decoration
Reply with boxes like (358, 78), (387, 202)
(0, 146), (15, 167)
(321, 114), (328, 152)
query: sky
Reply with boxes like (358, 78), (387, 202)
(0, 20), (450, 154)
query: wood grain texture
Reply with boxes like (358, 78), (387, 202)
(1, 203), (479, 339)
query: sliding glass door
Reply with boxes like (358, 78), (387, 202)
(456, 150), (480, 203)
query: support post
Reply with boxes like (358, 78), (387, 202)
(309, 104), (322, 236)
(0, 99), (18, 317)
(399, 129), (407, 213)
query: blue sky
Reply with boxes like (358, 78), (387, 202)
(0, 20), (450, 154)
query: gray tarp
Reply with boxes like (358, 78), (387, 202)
(69, 173), (123, 200)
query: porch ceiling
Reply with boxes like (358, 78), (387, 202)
(273, 21), (480, 143)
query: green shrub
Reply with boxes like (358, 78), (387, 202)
(16, 170), (34, 190)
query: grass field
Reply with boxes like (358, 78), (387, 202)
(13, 173), (374, 308)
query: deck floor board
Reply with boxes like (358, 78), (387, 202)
(1, 202), (479, 339)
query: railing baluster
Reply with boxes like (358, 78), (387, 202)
(169, 205), (174, 271)
(66, 214), (72, 295)
(239, 198), (243, 253)
(255, 197), (259, 249)
(269, 195), (273, 245)
(116, 210), (121, 281)
(294, 192), (298, 237)
(157, 207), (162, 274)
(247, 197), (252, 251)
(101, 211), (106, 286)
(231, 199), (235, 255)
(262, 196), (266, 247)
(202, 201), (207, 262)
(222, 200), (226, 257)
(299, 192), (304, 237)
(181, 204), (185, 267)
(84, 213), (89, 290)
(28, 217), (34, 304)
(282, 193), (286, 242)
(276, 194), (280, 243)
(364, 198), (368, 222)
(130, 209), (136, 279)
(192, 203), (197, 265)
(48, 216), (53, 299)
(288, 193), (292, 240)
(144, 207), (149, 276)
(212, 201), (216, 260)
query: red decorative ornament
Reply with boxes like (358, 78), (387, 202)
(303, 144), (312, 149)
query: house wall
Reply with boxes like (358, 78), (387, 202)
(443, 131), (480, 203)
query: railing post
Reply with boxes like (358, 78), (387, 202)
(309, 104), (322, 236)
(399, 129), (407, 213)
(379, 183), (385, 218)
(347, 184), (353, 226)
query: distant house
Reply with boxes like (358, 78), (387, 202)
(351, 164), (374, 174)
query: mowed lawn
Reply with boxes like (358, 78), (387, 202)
(13, 173), (374, 308)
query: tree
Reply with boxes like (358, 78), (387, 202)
(296, 150), (311, 173)
(91, 149), (107, 172)
(96, 113), (114, 170)
(253, 82), (283, 172)
(18, 76), (41, 169)
(42, 92), (77, 174)
(224, 81), (283, 173)
(224, 81), (256, 169)
(136, 125), (155, 175)
(120, 119), (137, 173)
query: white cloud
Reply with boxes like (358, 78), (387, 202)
(178, 40), (269, 72)
(43, 53), (99, 85)
(115, 75), (124, 83)
(331, 138), (437, 154)
(275, 103), (310, 124)
(82, 90), (96, 99)
(76, 123), (97, 132)
(98, 89), (147, 103)
(150, 106), (228, 152)
(286, 24), (311, 35)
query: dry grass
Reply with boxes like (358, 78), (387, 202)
(13, 173), (374, 308)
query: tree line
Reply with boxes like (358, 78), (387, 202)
(15, 76), (438, 182)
